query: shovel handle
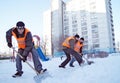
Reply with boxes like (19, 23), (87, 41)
(82, 55), (94, 65)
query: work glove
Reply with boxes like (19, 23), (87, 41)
(22, 51), (28, 62)
(7, 43), (12, 48)
(21, 56), (27, 62)
(79, 53), (83, 57)
(81, 53), (83, 57)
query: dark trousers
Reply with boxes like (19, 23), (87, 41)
(60, 48), (82, 67)
(16, 47), (43, 72)
(69, 56), (76, 66)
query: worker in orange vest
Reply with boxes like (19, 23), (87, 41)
(69, 37), (84, 67)
(59, 34), (83, 68)
(6, 21), (47, 77)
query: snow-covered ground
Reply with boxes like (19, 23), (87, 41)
(0, 53), (120, 83)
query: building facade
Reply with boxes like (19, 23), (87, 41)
(43, 0), (115, 55)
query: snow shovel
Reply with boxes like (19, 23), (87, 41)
(82, 55), (94, 65)
(12, 47), (49, 83)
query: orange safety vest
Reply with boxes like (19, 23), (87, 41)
(74, 41), (83, 52)
(12, 28), (31, 49)
(62, 36), (74, 48)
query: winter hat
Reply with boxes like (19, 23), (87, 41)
(16, 21), (25, 29)
(80, 37), (84, 41)
(74, 34), (80, 38)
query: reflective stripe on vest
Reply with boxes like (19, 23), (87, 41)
(12, 28), (30, 49)
(62, 36), (74, 48)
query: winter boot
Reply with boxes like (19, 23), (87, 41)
(59, 65), (65, 68)
(12, 71), (23, 77)
(38, 69), (47, 74)
(69, 64), (74, 67)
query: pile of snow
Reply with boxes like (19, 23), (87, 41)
(0, 53), (120, 83)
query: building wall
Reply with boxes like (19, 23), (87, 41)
(43, 0), (115, 55)
(64, 0), (115, 53)
(51, 0), (64, 54)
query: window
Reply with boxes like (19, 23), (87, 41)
(81, 22), (87, 26)
(92, 34), (99, 38)
(91, 24), (98, 29)
(93, 44), (99, 48)
(82, 31), (87, 35)
(81, 26), (87, 30)
(72, 24), (78, 27)
(92, 38), (99, 43)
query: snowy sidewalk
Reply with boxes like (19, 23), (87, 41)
(0, 54), (120, 83)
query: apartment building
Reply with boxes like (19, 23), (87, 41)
(43, 0), (115, 55)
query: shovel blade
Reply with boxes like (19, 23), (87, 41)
(33, 72), (49, 83)
(88, 61), (94, 65)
